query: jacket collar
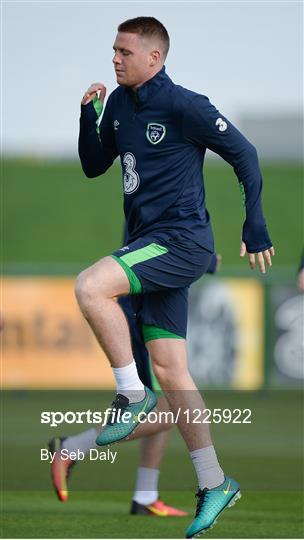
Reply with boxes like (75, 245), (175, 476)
(126, 66), (171, 104)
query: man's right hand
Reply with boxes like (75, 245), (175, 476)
(240, 240), (275, 274)
(81, 83), (106, 106)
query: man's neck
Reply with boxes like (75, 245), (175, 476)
(130, 66), (164, 91)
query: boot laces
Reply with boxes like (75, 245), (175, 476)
(107, 394), (129, 425)
(195, 488), (210, 517)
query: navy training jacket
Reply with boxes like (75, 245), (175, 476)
(79, 66), (272, 253)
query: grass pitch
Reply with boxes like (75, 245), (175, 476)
(3, 491), (303, 538)
(2, 390), (303, 538)
(3, 159), (302, 270)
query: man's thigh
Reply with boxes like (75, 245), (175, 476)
(77, 255), (130, 297)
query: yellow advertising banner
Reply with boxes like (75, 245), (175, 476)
(225, 279), (264, 389)
(2, 277), (264, 389)
(2, 277), (114, 389)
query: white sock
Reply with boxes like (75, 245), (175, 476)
(190, 446), (225, 489)
(112, 360), (145, 403)
(63, 428), (97, 456)
(133, 467), (160, 505)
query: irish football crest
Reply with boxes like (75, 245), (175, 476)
(146, 123), (166, 145)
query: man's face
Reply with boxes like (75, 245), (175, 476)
(113, 32), (157, 88)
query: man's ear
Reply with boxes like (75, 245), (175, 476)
(149, 50), (161, 66)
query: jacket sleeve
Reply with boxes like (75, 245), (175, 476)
(78, 94), (118, 178)
(206, 253), (218, 274)
(183, 95), (272, 253)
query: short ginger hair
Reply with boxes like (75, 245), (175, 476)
(118, 16), (170, 59)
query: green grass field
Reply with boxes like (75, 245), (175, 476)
(2, 390), (303, 538)
(3, 159), (303, 272)
(3, 491), (303, 538)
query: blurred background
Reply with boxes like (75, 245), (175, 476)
(1, 3), (304, 537)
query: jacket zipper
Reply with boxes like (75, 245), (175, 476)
(132, 92), (139, 120)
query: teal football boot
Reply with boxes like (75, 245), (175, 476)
(185, 476), (241, 538)
(96, 386), (157, 446)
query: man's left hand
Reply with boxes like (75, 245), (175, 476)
(240, 241), (275, 273)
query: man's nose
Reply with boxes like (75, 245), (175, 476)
(112, 53), (121, 65)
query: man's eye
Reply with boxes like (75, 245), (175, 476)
(122, 52), (130, 56)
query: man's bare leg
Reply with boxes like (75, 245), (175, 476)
(75, 256), (133, 366)
(131, 431), (171, 511)
(75, 256), (158, 446)
(147, 338), (212, 451)
(131, 407), (187, 515)
(147, 338), (225, 490)
(76, 256), (149, 406)
(138, 430), (171, 469)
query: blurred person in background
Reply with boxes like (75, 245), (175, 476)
(297, 251), (304, 292)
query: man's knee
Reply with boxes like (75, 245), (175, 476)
(152, 362), (172, 387)
(75, 267), (102, 314)
(75, 256), (130, 313)
(151, 353), (187, 388)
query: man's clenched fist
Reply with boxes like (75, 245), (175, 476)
(81, 83), (107, 105)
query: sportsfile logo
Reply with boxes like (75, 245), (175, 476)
(41, 408), (154, 428)
(41, 408), (252, 427)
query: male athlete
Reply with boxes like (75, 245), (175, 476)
(77, 17), (274, 537)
